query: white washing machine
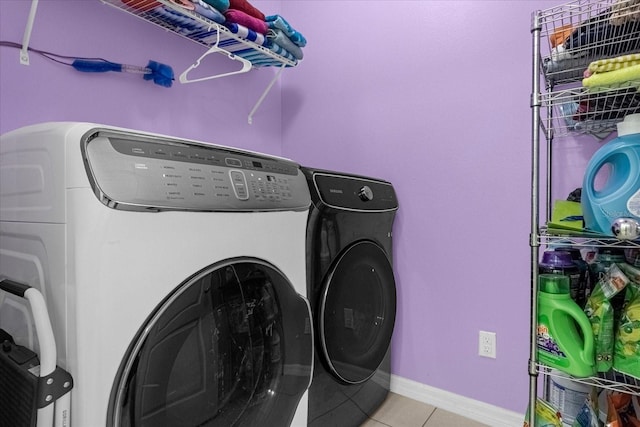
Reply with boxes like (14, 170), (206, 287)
(0, 122), (313, 427)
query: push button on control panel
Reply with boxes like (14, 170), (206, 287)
(225, 158), (242, 168)
(229, 170), (249, 200)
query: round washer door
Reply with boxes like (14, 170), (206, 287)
(108, 259), (313, 427)
(319, 241), (396, 384)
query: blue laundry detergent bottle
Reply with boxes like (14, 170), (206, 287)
(582, 114), (640, 238)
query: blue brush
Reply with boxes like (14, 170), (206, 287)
(0, 41), (175, 88)
(71, 59), (174, 88)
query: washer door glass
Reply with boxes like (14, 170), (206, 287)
(108, 260), (313, 427)
(319, 241), (396, 384)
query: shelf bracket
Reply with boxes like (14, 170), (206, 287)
(248, 64), (286, 125)
(20, 0), (40, 65)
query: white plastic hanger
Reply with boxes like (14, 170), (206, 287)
(179, 29), (253, 83)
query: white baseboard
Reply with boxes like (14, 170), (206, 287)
(390, 375), (524, 427)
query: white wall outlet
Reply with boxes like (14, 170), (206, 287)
(479, 331), (497, 359)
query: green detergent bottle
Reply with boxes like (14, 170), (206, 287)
(537, 274), (596, 378)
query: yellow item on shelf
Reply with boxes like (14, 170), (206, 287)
(588, 53), (640, 73)
(547, 200), (584, 233)
(583, 64), (640, 90)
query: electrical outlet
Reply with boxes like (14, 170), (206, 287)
(479, 331), (496, 358)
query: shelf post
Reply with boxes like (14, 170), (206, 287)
(528, 9), (543, 427)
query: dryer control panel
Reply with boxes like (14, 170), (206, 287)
(82, 130), (311, 212)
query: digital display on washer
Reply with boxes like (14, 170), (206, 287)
(82, 131), (311, 212)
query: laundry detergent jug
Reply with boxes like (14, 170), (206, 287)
(537, 274), (596, 378)
(582, 114), (640, 239)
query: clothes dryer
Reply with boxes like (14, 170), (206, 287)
(0, 122), (313, 427)
(302, 168), (398, 427)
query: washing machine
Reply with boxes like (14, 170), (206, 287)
(301, 168), (398, 427)
(0, 122), (314, 427)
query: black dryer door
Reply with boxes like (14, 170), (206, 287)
(108, 259), (313, 427)
(319, 241), (396, 384)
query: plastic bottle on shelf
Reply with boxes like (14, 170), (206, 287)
(540, 251), (583, 307)
(588, 247), (626, 288)
(548, 370), (592, 427)
(582, 113), (640, 239)
(537, 274), (596, 378)
(553, 248), (589, 308)
(589, 247), (628, 323)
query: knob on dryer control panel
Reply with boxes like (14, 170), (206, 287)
(358, 186), (374, 201)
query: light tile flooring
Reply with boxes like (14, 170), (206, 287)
(361, 393), (489, 427)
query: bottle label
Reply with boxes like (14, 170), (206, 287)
(537, 323), (566, 357)
(628, 188), (640, 217)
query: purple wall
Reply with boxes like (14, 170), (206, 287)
(1, 0), (605, 417)
(278, 0), (599, 414)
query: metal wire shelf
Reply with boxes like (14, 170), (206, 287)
(98, 0), (300, 123)
(530, 1), (640, 425)
(538, 364), (640, 395)
(100, 0), (298, 69)
(539, 81), (640, 137)
(538, 0), (640, 88)
(539, 227), (640, 249)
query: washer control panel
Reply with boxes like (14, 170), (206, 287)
(82, 131), (311, 211)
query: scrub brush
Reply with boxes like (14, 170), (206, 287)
(0, 41), (174, 87)
(71, 59), (174, 88)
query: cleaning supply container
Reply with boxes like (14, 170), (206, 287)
(553, 248), (589, 308)
(540, 250), (582, 307)
(537, 274), (596, 378)
(582, 113), (640, 238)
(548, 370), (592, 427)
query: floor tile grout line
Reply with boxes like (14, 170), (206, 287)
(422, 407), (438, 427)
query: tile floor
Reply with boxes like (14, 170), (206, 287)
(361, 393), (489, 427)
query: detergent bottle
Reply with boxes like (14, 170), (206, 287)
(537, 274), (596, 378)
(582, 113), (640, 239)
(539, 250), (582, 307)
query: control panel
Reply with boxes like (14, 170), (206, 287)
(81, 130), (311, 211)
(311, 172), (398, 212)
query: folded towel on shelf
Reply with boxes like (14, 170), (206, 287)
(583, 64), (640, 89)
(191, 0), (226, 23)
(224, 22), (267, 46)
(215, 42), (296, 67)
(229, 50), (296, 67)
(268, 42), (297, 62)
(229, 0), (264, 21)
(151, 6), (208, 33)
(267, 29), (303, 60)
(588, 53), (640, 73)
(224, 9), (268, 34)
(201, 0), (229, 13)
(265, 15), (306, 47)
